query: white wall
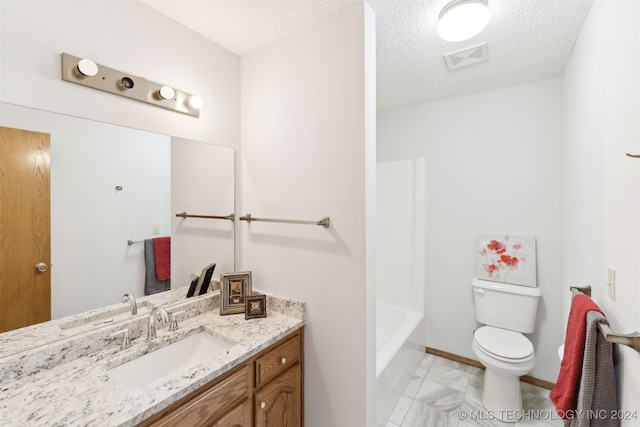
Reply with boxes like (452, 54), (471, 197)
(171, 137), (235, 286)
(240, 4), (377, 426)
(563, 0), (640, 423)
(0, 0), (240, 148)
(377, 79), (565, 382)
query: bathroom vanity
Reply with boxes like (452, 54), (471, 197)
(141, 329), (302, 426)
(0, 288), (305, 427)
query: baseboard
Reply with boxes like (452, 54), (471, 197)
(425, 347), (555, 390)
(426, 347), (484, 369)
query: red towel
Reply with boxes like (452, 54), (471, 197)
(153, 237), (171, 281)
(550, 293), (604, 416)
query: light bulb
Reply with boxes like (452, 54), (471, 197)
(77, 59), (98, 77)
(187, 95), (203, 110)
(158, 86), (175, 100)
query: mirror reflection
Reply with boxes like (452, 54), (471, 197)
(0, 102), (235, 337)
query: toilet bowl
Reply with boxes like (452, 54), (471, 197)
(472, 326), (536, 420)
(471, 279), (541, 422)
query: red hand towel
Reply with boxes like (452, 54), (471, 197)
(153, 237), (171, 281)
(550, 294), (604, 416)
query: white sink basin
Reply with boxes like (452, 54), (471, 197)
(56, 301), (154, 333)
(108, 332), (235, 390)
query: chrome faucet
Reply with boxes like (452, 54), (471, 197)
(147, 306), (169, 340)
(121, 293), (137, 315)
(110, 328), (131, 350)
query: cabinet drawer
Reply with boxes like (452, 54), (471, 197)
(149, 366), (249, 427)
(255, 333), (301, 388)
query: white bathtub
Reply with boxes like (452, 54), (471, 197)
(376, 303), (425, 424)
(376, 303), (424, 377)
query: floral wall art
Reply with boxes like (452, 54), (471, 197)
(477, 234), (537, 287)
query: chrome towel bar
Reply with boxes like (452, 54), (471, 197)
(239, 213), (330, 228)
(175, 212), (235, 221)
(570, 285), (640, 352)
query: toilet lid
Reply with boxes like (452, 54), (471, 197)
(474, 326), (533, 360)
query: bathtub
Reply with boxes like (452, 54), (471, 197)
(376, 303), (424, 377)
(376, 303), (425, 423)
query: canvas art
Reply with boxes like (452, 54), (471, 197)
(476, 234), (537, 287)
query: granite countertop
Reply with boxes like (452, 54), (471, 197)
(0, 289), (305, 427)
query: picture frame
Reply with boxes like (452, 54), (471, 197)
(186, 262), (216, 297)
(245, 295), (267, 319)
(476, 234), (537, 287)
(220, 271), (252, 315)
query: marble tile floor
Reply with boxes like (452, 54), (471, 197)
(382, 353), (563, 427)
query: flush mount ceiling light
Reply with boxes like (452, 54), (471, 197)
(438, 0), (490, 42)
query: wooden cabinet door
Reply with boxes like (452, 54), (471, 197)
(254, 364), (301, 427)
(214, 400), (251, 427)
(145, 367), (249, 427)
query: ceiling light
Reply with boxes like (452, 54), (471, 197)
(438, 0), (490, 43)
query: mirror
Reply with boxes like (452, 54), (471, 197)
(0, 102), (235, 343)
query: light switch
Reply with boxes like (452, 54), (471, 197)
(153, 224), (160, 235)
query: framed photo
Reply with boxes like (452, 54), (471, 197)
(245, 295), (267, 319)
(186, 262), (216, 297)
(220, 271), (252, 315)
(476, 234), (537, 287)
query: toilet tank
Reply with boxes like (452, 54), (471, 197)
(472, 279), (541, 334)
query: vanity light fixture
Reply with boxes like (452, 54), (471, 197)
(437, 0), (490, 42)
(61, 53), (201, 118)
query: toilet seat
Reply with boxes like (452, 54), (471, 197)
(473, 326), (534, 363)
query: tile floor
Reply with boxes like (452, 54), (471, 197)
(383, 353), (562, 427)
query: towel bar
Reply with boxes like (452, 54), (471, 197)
(127, 239), (143, 246)
(570, 285), (640, 352)
(175, 212), (235, 221)
(239, 213), (330, 228)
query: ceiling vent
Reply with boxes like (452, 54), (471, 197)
(444, 42), (488, 70)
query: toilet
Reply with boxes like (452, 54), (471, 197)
(471, 279), (541, 421)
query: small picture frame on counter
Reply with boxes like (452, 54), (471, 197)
(186, 262), (216, 298)
(245, 295), (267, 319)
(220, 271), (252, 315)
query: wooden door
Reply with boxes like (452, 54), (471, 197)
(0, 126), (51, 332)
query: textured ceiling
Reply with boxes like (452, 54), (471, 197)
(140, 0), (593, 111)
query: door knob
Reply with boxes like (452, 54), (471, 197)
(35, 263), (48, 272)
